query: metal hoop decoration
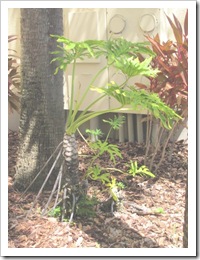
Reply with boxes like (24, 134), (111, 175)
(139, 13), (158, 33)
(108, 14), (126, 34)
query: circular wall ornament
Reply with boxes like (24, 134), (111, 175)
(109, 14), (126, 34)
(139, 13), (158, 33)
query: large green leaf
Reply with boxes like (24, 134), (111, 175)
(91, 82), (181, 129)
(113, 56), (160, 78)
(90, 82), (132, 106)
(51, 36), (157, 74)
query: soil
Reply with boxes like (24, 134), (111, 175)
(8, 130), (187, 249)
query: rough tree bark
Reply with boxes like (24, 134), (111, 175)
(14, 9), (65, 191)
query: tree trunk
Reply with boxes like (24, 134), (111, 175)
(183, 172), (188, 247)
(14, 9), (65, 191)
(62, 133), (80, 186)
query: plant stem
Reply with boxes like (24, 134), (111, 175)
(66, 106), (124, 135)
(68, 65), (108, 128)
(75, 93), (107, 121)
(105, 126), (113, 142)
(67, 57), (77, 127)
(154, 120), (178, 173)
(61, 186), (67, 222)
(77, 128), (90, 146)
(104, 167), (125, 174)
(53, 167), (63, 211)
(69, 193), (76, 224)
(144, 114), (153, 166)
(89, 153), (101, 168)
(149, 124), (165, 171)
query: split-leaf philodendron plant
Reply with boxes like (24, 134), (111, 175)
(49, 36), (182, 220)
(51, 36), (182, 135)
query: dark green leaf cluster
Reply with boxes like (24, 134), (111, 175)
(90, 140), (122, 164)
(128, 160), (155, 178)
(48, 206), (62, 218)
(76, 195), (98, 218)
(85, 128), (104, 138)
(103, 115), (125, 130)
(50, 35), (156, 76)
(87, 165), (110, 184)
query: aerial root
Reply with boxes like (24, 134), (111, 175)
(18, 141), (63, 202)
(69, 193), (76, 224)
(41, 161), (64, 216)
(26, 147), (62, 219)
(19, 140), (82, 224)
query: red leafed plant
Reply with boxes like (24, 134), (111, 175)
(136, 10), (188, 172)
(8, 35), (21, 113)
(136, 10), (188, 118)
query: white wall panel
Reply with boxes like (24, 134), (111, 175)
(68, 11), (99, 41)
(63, 8), (109, 111)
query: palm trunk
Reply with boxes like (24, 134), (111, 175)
(61, 133), (82, 221)
(62, 133), (80, 186)
(14, 9), (64, 191)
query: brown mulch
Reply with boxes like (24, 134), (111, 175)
(8, 130), (187, 248)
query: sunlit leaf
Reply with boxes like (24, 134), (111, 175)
(165, 13), (182, 44)
(173, 14), (183, 39)
(146, 35), (165, 57)
(184, 10), (188, 37)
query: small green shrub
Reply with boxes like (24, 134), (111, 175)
(90, 140), (122, 164)
(48, 206), (62, 218)
(85, 128), (104, 139)
(127, 160), (155, 178)
(154, 207), (165, 214)
(76, 195), (99, 218)
(86, 165), (110, 184)
(117, 181), (126, 190)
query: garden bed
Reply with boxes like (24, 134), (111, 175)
(8, 130), (187, 248)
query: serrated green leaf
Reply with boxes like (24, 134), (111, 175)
(65, 42), (76, 49)
(103, 115), (125, 130)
